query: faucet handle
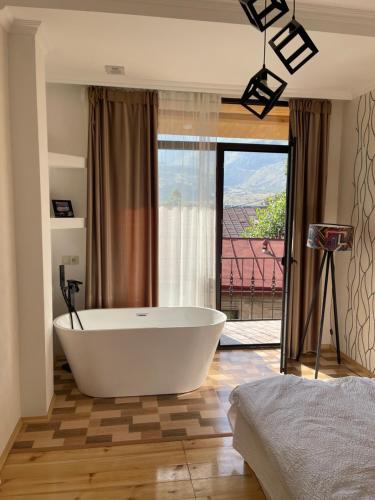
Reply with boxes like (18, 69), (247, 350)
(67, 279), (83, 285)
(67, 280), (83, 293)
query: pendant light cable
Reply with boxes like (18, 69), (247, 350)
(263, 28), (266, 67)
(293, 0), (296, 19)
(263, 0), (267, 67)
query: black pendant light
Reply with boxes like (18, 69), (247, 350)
(239, 0), (289, 32)
(241, 22), (287, 120)
(269, 0), (319, 74)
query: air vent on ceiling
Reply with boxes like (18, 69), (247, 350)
(105, 65), (125, 75)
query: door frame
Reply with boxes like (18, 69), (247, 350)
(216, 141), (291, 351)
(280, 136), (296, 373)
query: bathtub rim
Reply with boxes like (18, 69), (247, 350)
(53, 306), (227, 333)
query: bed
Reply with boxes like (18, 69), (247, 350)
(229, 374), (375, 500)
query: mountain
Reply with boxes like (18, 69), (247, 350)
(223, 151), (287, 206)
(159, 146), (288, 206)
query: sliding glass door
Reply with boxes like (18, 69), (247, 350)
(216, 142), (290, 350)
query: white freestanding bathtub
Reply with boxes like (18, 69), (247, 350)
(54, 307), (226, 398)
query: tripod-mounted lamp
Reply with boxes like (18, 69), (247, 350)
(297, 223), (353, 379)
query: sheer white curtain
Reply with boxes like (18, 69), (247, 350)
(158, 91), (220, 308)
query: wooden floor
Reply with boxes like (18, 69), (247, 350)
(0, 437), (265, 499)
(11, 348), (361, 454)
(0, 348), (366, 499)
(11, 351), (279, 453)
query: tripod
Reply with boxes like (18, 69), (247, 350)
(296, 250), (341, 379)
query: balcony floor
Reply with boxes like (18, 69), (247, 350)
(221, 320), (281, 346)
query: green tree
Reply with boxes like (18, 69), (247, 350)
(242, 192), (286, 239)
(168, 189), (182, 206)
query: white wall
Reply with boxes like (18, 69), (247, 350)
(0, 23), (21, 455)
(46, 84), (88, 323)
(47, 83), (88, 157)
(8, 19), (54, 417)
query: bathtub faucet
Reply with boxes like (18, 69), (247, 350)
(67, 279), (82, 299)
(59, 265), (84, 330)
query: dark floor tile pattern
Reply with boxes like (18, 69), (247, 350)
(11, 348), (362, 452)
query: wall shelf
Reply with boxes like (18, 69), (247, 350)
(48, 152), (86, 169)
(50, 218), (86, 230)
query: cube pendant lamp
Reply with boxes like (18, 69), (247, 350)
(240, 0), (288, 119)
(269, 0), (318, 74)
(239, 0), (289, 32)
(240, 65), (287, 119)
(269, 18), (318, 74)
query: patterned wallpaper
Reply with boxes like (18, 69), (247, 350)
(344, 93), (375, 372)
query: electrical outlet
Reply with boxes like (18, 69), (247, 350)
(71, 256), (79, 265)
(62, 256), (72, 265)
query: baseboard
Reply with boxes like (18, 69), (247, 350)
(339, 352), (375, 378)
(322, 344), (374, 377)
(22, 394), (55, 424)
(0, 395), (56, 474)
(0, 418), (23, 472)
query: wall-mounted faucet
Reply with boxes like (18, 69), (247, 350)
(59, 265), (84, 330)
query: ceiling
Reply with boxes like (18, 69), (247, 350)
(2, 1), (375, 32)
(2, 2), (375, 100)
(300, 0), (375, 7)
(3, 1), (375, 15)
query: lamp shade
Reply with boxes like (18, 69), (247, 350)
(307, 224), (353, 252)
(241, 66), (287, 119)
(239, 0), (289, 32)
(269, 19), (319, 75)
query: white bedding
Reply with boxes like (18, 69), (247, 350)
(230, 375), (375, 500)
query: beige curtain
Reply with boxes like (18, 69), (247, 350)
(288, 99), (332, 358)
(158, 91), (220, 308)
(86, 87), (158, 309)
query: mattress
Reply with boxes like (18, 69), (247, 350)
(229, 374), (375, 500)
(228, 403), (290, 500)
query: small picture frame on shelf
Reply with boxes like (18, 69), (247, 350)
(52, 199), (74, 218)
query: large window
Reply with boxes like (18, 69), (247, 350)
(158, 102), (289, 207)
(157, 98), (290, 319)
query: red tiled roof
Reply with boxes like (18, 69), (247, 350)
(221, 238), (284, 291)
(222, 206), (257, 238)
